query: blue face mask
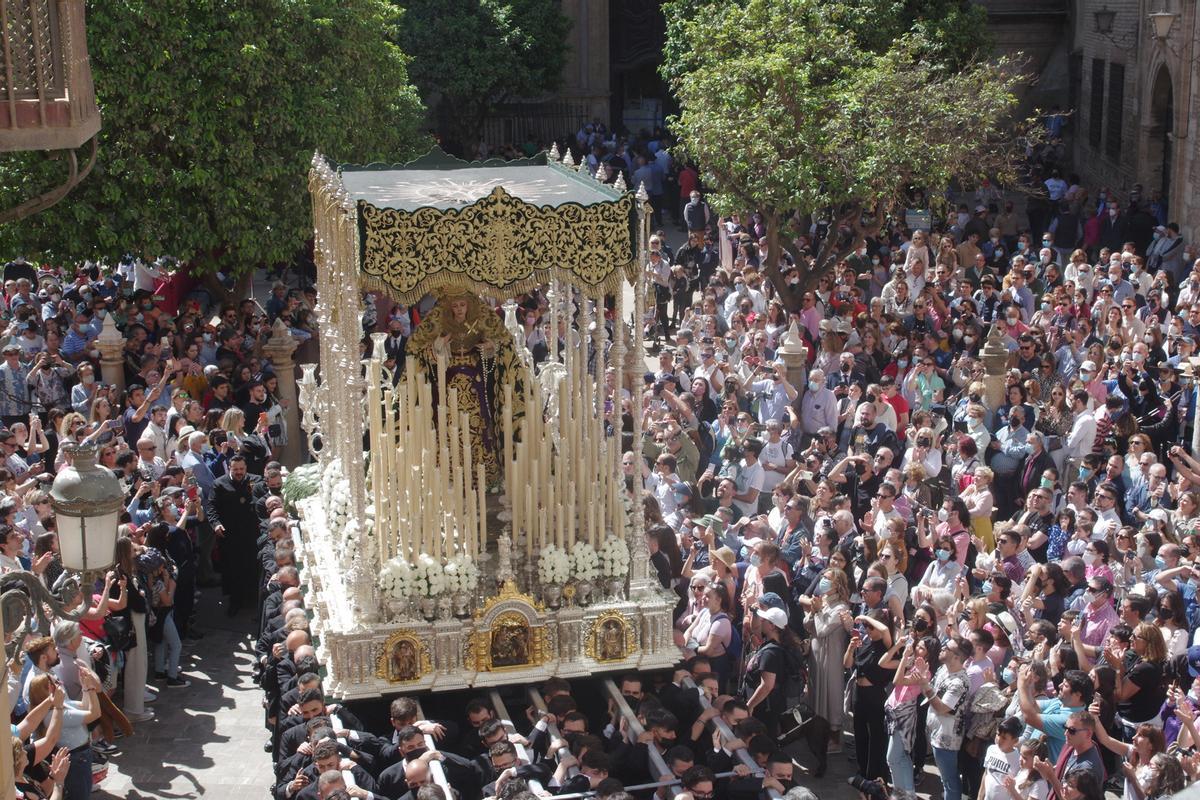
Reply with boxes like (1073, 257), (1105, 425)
(981, 580), (993, 596)
(936, 549), (951, 563)
(1155, 555), (1167, 571)
(816, 578), (832, 595)
(1078, 467), (1091, 479)
(1001, 667), (1016, 685)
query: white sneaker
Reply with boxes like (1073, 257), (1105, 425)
(143, 690), (157, 704)
(123, 710), (154, 723)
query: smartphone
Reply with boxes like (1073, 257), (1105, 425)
(186, 484), (198, 501)
(257, 412), (268, 427)
(268, 423), (282, 438)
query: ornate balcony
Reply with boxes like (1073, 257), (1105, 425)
(0, 0), (99, 152)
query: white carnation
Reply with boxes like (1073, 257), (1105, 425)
(570, 542), (600, 582)
(538, 545), (571, 585)
(599, 537), (630, 578)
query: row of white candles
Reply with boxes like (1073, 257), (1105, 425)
(368, 349), (486, 563)
(503, 286), (627, 558)
(366, 286), (628, 568)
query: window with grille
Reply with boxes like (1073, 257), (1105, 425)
(1106, 63), (1125, 161)
(0, 0), (64, 101)
(1089, 58), (1105, 148)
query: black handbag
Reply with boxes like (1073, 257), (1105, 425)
(103, 614), (137, 652)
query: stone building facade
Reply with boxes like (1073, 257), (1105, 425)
(1068, 0), (1200, 239)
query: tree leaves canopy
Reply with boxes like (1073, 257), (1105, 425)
(394, 0), (570, 148)
(665, 0), (1023, 222)
(0, 0), (428, 271)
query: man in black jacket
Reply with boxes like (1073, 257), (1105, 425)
(209, 454), (261, 615)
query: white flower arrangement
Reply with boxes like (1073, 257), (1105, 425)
(442, 553), (480, 595)
(538, 544), (571, 585)
(379, 556), (415, 601)
(598, 537), (630, 579)
(570, 542), (600, 583)
(412, 553), (448, 598)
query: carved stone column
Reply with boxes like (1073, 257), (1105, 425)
(94, 314), (125, 400)
(979, 324), (1010, 412)
(776, 320), (809, 389)
(262, 320), (302, 468)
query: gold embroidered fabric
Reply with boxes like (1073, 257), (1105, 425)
(358, 187), (637, 303)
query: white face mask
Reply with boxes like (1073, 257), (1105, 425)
(1083, 551), (1099, 566)
(937, 508), (949, 523)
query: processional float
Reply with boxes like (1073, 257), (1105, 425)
(295, 147), (680, 698)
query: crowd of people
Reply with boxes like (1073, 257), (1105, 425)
(0, 259), (302, 799)
(621, 151), (1200, 800)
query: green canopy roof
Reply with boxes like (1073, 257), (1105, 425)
(321, 148), (639, 303)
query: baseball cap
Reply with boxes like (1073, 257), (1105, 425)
(671, 482), (693, 497)
(1080, 360), (1097, 373)
(755, 606), (788, 630)
(758, 592), (786, 613)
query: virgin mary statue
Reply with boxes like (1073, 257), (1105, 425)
(407, 289), (526, 486)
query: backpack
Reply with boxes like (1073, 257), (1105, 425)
(712, 612), (742, 666)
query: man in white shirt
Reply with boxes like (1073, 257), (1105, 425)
(722, 276), (765, 319)
(1064, 388), (1096, 479)
(797, 368), (838, 437)
(748, 361), (798, 425)
(732, 440), (766, 517)
(758, 421), (794, 494)
(1091, 483), (1123, 540)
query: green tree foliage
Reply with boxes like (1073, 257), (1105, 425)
(662, 0), (1026, 312)
(0, 0), (427, 279)
(394, 0), (570, 150)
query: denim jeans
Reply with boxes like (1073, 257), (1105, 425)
(932, 746), (962, 800)
(153, 610), (181, 678)
(64, 744), (92, 800)
(887, 729), (915, 792)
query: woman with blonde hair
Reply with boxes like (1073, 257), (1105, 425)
(959, 465), (995, 551)
(901, 463), (931, 517)
(804, 566), (852, 748)
(219, 406), (247, 450)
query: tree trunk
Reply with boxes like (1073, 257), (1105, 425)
(753, 201), (886, 317)
(199, 267), (255, 310)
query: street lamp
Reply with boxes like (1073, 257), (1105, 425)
(0, 443), (122, 659)
(49, 443), (122, 576)
(1149, 10), (1177, 42)
(1094, 6), (1116, 35)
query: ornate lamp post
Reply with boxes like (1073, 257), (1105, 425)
(0, 443), (121, 795)
(1, 443), (122, 656)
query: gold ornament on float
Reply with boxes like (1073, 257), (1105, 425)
(375, 630), (432, 683)
(465, 581), (551, 672)
(585, 610), (637, 663)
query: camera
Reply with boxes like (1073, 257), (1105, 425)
(848, 775), (889, 800)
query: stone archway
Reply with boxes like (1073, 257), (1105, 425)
(1146, 65), (1174, 204)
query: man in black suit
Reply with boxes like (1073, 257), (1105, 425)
(1017, 431), (1056, 500)
(209, 454), (261, 615)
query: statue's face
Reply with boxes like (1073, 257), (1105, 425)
(450, 299), (469, 322)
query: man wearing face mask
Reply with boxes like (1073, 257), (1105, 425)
(1064, 389), (1097, 482)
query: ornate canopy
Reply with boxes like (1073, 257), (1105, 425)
(313, 148), (638, 304)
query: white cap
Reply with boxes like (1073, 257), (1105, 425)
(755, 606), (788, 630)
